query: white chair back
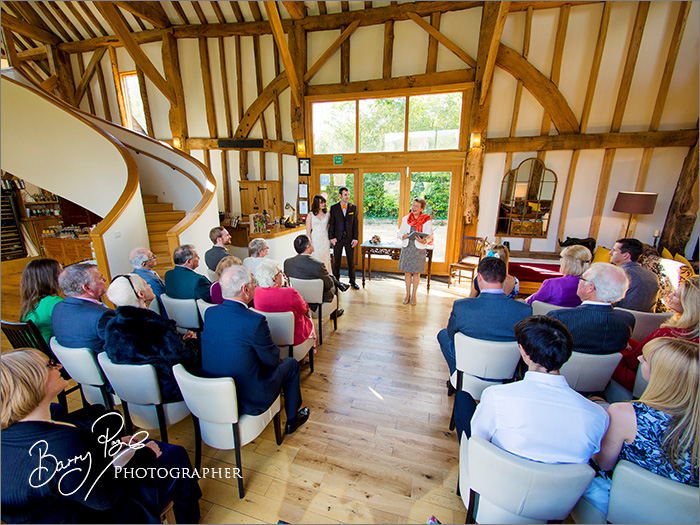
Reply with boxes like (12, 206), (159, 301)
(461, 435), (595, 524)
(607, 460), (699, 524)
(50, 337), (115, 407)
(289, 277), (324, 304)
(451, 333), (520, 400)
(632, 364), (649, 398)
(617, 308), (674, 342)
(560, 351), (622, 392)
(530, 300), (573, 316)
(196, 299), (216, 321)
(251, 309), (295, 347)
(206, 268), (218, 282)
(160, 294), (200, 331)
(148, 297), (161, 316)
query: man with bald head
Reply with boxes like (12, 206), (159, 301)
(546, 262), (635, 354)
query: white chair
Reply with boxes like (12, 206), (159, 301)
(252, 308), (315, 372)
(206, 268), (218, 282)
(97, 353), (190, 443)
(160, 294), (201, 333)
(530, 300), (574, 316)
(632, 364), (649, 398)
(148, 297), (161, 316)
(172, 364), (283, 498)
(571, 460), (700, 524)
(617, 308), (674, 342)
(448, 333), (520, 430)
(288, 277), (338, 345)
(50, 337), (118, 409)
(460, 435), (595, 524)
(560, 351), (623, 393)
(196, 298), (216, 321)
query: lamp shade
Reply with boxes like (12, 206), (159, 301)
(612, 191), (658, 215)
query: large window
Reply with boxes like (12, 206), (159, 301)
(312, 92), (463, 155)
(119, 72), (147, 133)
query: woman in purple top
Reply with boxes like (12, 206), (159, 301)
(526, 245), (592, 307)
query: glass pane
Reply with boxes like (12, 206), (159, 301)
(320, 173), (354, 208)
(407, 93), (462, 151)
(362, 172), (401, 244)
(359, 98), (406, 153)
(121, 73), (147, 133)
(312, 101), (356, 154)
(410, 171), (451, 262)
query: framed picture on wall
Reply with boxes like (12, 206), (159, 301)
(299, 157), (310, 175)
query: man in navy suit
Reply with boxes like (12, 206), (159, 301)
(200, 265), (310, 434)
(328, 187), (360, 289)
(437, 257), (532, 378)
(547, 262), (635, 354)
(164, 244), (212, 302)
(51, 263), (115, 352)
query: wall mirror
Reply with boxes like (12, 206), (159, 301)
(496, 157), (557, 238)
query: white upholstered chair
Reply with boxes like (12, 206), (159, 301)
(160, 294), (201, 333)
(448, 333), (520, 430)
(196, 298), (216, 321)
(560, 351), (623, 393)
(50, 337), (118, 409)
(172, 364), (283, 498)
(251, 308), (315, 372)
(288, 277), (338, 345)
(97, 352), (190, 443)
(206, 268), (218, 282)
(460, 435), (595, 524)
(617, 308), (674, 342)
(530, 300), (574, 316)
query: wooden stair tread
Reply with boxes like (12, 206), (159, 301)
(143, 202), (174, 212)
(145, 211), (185, 222)
(142, 195), (159, 203)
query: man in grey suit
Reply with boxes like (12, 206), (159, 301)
(547, 262), (635, 354)
(284, 234), (348, 317)
(437, 257), (532, 379)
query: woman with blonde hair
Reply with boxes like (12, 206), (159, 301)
(19, 258), (63, 344)
(470, 243), (520, 298)
(1, 349), (202, 523)
(398, 198), (434, 305)
(525, 244), (592, 306)
(613, 275), (699, 390)
(583, 337), (699, 514)
(210, 254), (243, 303)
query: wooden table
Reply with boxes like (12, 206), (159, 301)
(360, 241), (433, 292)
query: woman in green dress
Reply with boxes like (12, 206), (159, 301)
(19, 258), (63, 344)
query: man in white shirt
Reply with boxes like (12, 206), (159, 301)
(455, 315), (609, 464)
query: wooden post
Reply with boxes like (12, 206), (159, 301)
(659, 141), (698, 256)
(162, 29), (189, 153)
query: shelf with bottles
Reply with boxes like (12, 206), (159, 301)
(42, 225), (91, 240)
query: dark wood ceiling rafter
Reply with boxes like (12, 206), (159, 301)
(7, 1), (53, 35)
(74, 52), (96, 113)
(113, 2), (171, 29)
(264, 1), (300, 107)
(248, 1), (264, 22)
(171, 1), (190, 25)
(0, 10), (61, 44)
(64, 1), (98, 39)
(48, 2), (84, 40)
(76, 2), (109, 37)
(406, 11), (475, 67)
(74, 46), (106, 105)
(1, 26), (20, 67)
(229, 1), (244, 23)
(318, 2), (327, 16)
(33, 1), (72, 41)
(282, 1), (306, 20)
(211, 1), (226, 24)
(192, 2), (209, 24)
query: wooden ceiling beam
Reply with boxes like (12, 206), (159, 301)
(113, 2), (171, 29)
(211, 2), (227, 24)
(95, 2), (177, 105)
(1, 27), (20, 67)
(304, 20), (360, 81)
(476, 1), (510, 105)
(192, 2), (209, 24)
(7, 2), (52, 34)
(249, 1), (263, 21)
(33, 2), (72, 41)
(74, 47), (107, 105)
(65, 2), (98, 39)
(172, 2), (189, 25)
(47, 3), (82, 40)
(0, 12), (62, 45)
(229, 1), (244, 23)
(77, 3), (109, 37)
(264, 2), (301, 107)
(406, 11), (475, 67)
(282, 1), (307, 20)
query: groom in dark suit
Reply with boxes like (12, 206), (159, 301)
(328, 187), (360, 289)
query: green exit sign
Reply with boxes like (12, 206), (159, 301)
(333, 155), (343, 165)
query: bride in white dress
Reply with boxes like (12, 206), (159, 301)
(306, 194), (332, 272)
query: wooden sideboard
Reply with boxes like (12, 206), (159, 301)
(42, 237), (93, 267)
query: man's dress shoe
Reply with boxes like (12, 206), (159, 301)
(350, 282), (360, 290)
(337, 282), (350, 292)
(330, 309), (344, 319)
(286, 407), (310, 434)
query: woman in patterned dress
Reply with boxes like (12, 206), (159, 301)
(306, 194), (331, 273)
(398, 198), (434, 306)
(583, 337), (699, 514)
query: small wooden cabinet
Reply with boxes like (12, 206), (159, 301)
(42, 237), (93, 267)
(238, 180), (282, 219)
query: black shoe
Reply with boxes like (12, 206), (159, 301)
(330, 308), (344, 320)
(350, 282), (360, 290)
(446, 379), (456, 397)
(337, 282), (350, 292)
(285, 407), (310, 434)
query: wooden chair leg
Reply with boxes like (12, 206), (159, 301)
(232, 422), (244, 498)
(466, 489), (477, 524)
(309, 349), (314, 373)
(273, 412), (283, 445)
(122, 402), (134, 435)
(156, 404), (168, 443)
(449, 399), (456, 431)
(317, 305), (323, 346)
(192, 416), (202, 471)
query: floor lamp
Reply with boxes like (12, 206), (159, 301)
(612, 191), (658, 237)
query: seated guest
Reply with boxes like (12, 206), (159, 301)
(51, 263), (115, 352)
(469, 243), (520, 299)
(284, 234), (348, 317)
(210, 255), (243, 304)
(201, 265), (310, 434)
(610, 238), (660, 312)
(438, 257), (532, 378)
(164, 244), (212, 302)
(456, 316), (609, 466)
(19, 258), (63, 345)
(254, 259), (315, 347)
(243, 238), (269, 274)
(613, 275), (699, 390)
(582, 337), (699, 514)
(526, 244), (592, 307)
(204, 226), (232, 272)
(104, 274), (200, 403)
(547, 263), (635, 355)
(129, 247), (165, 297)
(0, 348), (202, 524)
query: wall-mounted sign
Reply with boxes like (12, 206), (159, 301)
(333, 155), (343, 165)
(299, 157), (310, 175)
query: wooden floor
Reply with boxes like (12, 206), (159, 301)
(1, 262), (475, 524)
